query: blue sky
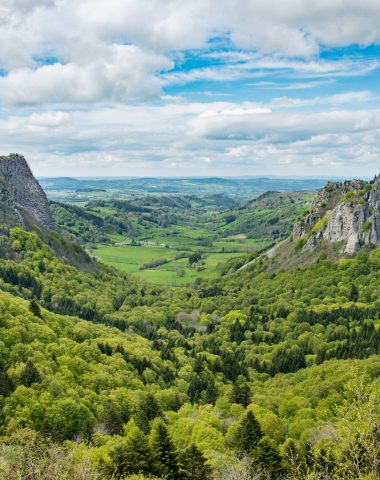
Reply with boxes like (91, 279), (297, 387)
(0, 0), (379, 177)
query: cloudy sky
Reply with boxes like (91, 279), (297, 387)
(0, 0), (380, 177)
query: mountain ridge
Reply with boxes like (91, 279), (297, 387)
(0, 153), (53, 229)
(293, 175), (380, 254)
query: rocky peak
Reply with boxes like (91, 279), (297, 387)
(293, 175), (380, 254)
(0, 154), (53, 229)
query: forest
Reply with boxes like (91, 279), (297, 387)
(0, 222), (379, 479)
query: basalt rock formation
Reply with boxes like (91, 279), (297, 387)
(0, 154), (53, 229)
(293, 175), (380, 254)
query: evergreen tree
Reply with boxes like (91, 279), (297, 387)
(135, 393), (162, 434)
(0, 370), (12, 396)
(150, 419), (183, 480)
(255, 437), (284, 478)
(109, 420), (152, 478)
(103, 398), (129, 435)
(230, 382), (251, 407)
(20, 360), (41, 387)
(29, 299), (42, 318)
(235, 410), (263, 455)
(350, 284), (359, 302)
(203, 381), (218, 405)
(180, 444), (212, 480)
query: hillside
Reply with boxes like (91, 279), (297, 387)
(0, 158), (379, 479)
(51, 191), (312, 285)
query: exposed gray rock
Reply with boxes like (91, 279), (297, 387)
(293, 175), (380, 254)
(0, 153), (53, 229)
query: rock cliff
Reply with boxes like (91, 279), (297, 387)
(0, 154), (53, 229)
(293, 175), (380, 254)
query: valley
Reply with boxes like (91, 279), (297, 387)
(0, 155), (379, 480)
(49, 189), (314, 284)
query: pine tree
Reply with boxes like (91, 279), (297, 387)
(0, 370), (12, 396)
(255, 437), (284, 478)
(20, 361), (41, 387)
(109, 420), (152, 478)
(29, 299), (42, 318)
(135, 393), (162, 434)
(103, 398), (129, 435)
(350, 284), (359, 302)
(235, 410), (263, 455)
(150, 419), (183, 480)
(203, 381), (218, 405)
(180, 444), (212, 480)
(230, 382), (251, 407)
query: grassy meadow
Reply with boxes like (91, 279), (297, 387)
(93, 244), (250, 285)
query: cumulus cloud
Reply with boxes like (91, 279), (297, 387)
(1, 101), (380, 177)
(0, 45), (172, 105)
(189, 107), (380, 142)
(0, 1), (380, 177)
(0, 0), (380, 104)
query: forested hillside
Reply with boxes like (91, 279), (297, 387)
(0, 221), (379, 479)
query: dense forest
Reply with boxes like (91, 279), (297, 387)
(0, 222), (379, 479)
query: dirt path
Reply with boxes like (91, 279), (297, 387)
(237, 238), (289, 272)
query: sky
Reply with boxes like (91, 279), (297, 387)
(0, 1), (380, 177)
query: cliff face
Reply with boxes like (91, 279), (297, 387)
(293, 175), (380, 254)
(0, 154), (53, 229)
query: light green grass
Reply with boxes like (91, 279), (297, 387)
(93, 244), (243, 285)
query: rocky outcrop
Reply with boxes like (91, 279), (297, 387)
(293, 175), (380, 254)
(0, 154), (53, 229)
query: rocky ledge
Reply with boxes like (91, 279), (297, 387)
(0, 153), (53, 229)
(293, 175), (380, 254)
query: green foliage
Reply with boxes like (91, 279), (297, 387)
(362, 220), (372, 232)
(108, 420), (152, 478)
(235, 410), (263, 455)
(150, 419), (183, 479)
(135, 393), (163, 434)
(344, 191), (354, 200)
(0, 223), (379, 479)
(20, 360), (41, 387)
(294, 238), (306, 251)
(29, 299), (42, 318)
(179, 444), (212, 480)
(255, 437), (284, 478)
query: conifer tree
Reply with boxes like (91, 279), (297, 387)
(350, 284), (359, 302)
(230, 382), (251, 407)
(109, 419), (152, 478)
(20, 360), (41, 387)
(0, 370), (12, 396)
(255, 437), (284, 478)
(235, 410), (263, 455)
(135, 393), (162, 434)
(180, 444), (212, 480)
(29, 299), (42, 318)
(150, 419), (183, 480)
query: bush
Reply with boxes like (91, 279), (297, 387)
(140, 258), (168, 270)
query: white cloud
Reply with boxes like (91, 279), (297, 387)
(0, 45), (172, 105)
(270, 91), (372, 108)
(1, 101), (380, 177)
(0, 1), (380, 176)
(189, 107), (380, 143)
(0, 0), (380, 105)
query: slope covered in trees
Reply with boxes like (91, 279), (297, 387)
(0, 219), (379, 478)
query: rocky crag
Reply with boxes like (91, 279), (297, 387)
(0, 154), (53, 229)
(293, 175), (380, 254)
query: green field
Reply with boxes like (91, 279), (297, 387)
(93, 244), (247, 285)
